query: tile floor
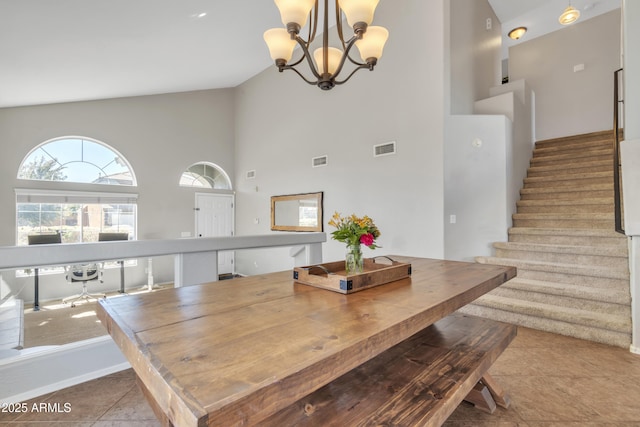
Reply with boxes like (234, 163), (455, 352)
(1, 325), (639, 426)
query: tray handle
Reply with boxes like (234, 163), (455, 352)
(305, 265), (333, 276)
(371, 255), (396, 264)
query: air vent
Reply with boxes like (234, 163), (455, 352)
(246, 170), (256, 179)
(373, 141), (397, 157)
(312, 155), (328, 168)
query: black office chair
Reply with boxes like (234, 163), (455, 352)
(27, 232), (62, 311)
(98, 232), (129, 294)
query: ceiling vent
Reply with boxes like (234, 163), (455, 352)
(312, 155), (328, 168)
(373, 141), (396, 157)
(245, 170), (256, 179)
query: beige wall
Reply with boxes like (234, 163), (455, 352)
(0, 89), (235, 299)
(449, 0), (502, 114)
(233, 0), (446, 274)
(509, 9), (622, 141)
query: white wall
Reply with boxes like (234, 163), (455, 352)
(233, 0), (446, 275)
(620, 0), (640, 352)
(444, 115), (511, 260)
(0, 89), (235, 302)
(509, 9), (621, 141)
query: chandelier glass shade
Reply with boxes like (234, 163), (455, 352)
(264, 0), (389, 90)
(559, 5), (580, 25)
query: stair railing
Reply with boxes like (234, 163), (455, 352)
(613, 68), (625, 234)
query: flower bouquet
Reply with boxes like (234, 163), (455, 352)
(328, 212), (381, 274)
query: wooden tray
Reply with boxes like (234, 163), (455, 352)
(293, 256), (412, 294)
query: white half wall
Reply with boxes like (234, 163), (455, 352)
(445, 115), (512, 261)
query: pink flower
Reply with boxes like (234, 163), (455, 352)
(360, 233), (374, 246)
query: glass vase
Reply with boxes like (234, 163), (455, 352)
(345, 244), (364, 275)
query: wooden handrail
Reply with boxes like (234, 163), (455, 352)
(613, 68), (624, 234)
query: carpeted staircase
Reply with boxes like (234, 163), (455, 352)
(460, 130), (632, 348)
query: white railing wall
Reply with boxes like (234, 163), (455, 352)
(0, 233), (325, 402)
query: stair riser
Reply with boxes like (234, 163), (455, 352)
(520, 189), (612, 200)
(516, 204), (613, 214)
(457, 305), (630, 348)
(533, 142), (613, 158)
(512, 218), (613, 228)
(530, 153), (611, 167)
(536, 137), (613, 149)
(528, 163), (612, 177)
(523, 177), (612, 188)
(490, 287), (631, 316)
(494, 248), (628, 269)
(508, 233), (626, 247)
(535, 131), (614, 148)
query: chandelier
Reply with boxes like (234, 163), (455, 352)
(263, 0), (389, 90)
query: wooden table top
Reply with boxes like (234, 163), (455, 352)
(96, 256), (516, 426)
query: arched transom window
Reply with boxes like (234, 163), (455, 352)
(179, 162), (231, 190)
(18, 137), (135, 186)
(16, 136), (137, 247)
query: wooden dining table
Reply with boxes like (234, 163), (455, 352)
(96, 256), (516, 426)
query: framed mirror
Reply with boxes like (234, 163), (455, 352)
(271, 192), (323, 232)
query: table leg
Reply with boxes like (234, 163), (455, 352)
(136, 375), (174, 427)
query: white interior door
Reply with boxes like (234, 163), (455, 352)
(195, 193), (235, 275)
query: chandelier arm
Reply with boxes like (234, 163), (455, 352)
(294, 35), (323, 80)
(336, 0), (347, 47)
(306, 0), (319, 45)
(334, 64), (371, 85)
(280, 65), (320, 85)
(286, 54), (307, 69)
(330, 35), (359, 81)
(322, 0), (329, 75)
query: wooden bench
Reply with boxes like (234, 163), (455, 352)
(258, 314), (516, 426)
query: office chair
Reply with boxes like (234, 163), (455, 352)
(98, 232), (129, 294)
(27, 232), (62, 311)
(63, 263), (105, 307)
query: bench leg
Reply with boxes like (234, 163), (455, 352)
(463, 373), (511, 414)
(464, 382), (497, 414)
(480, 373), (511, 409)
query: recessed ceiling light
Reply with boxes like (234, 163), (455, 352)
(190, 12), (207, 19)
(508, 27), (527, 40)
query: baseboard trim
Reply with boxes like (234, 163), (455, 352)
(0, 335), (130, 403)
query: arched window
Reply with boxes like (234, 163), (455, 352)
(18, 137), (136, 186)
(16, 137), (138, 247)
(179, 162), (232, 190)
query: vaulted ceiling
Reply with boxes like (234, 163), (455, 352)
(0, 0), (620, 109)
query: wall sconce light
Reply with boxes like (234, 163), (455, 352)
(508, 27), (527, 40)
